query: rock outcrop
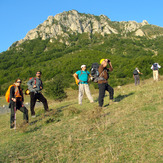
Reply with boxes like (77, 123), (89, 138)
(13, 10), (152, 46)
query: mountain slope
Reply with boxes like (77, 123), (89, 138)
(0, 78), (162, 162)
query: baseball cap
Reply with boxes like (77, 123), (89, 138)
(100, 59), (105, 64)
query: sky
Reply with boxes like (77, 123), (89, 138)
(0, 0), (163, 53)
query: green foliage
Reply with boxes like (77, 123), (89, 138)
(0, 34), (163, 95)
(44, 75), (67, 101)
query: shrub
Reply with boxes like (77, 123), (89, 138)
(45, 75), (67, 101)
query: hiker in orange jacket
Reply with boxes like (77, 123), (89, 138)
(9, 78), (28, 129)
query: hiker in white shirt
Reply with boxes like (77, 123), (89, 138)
(151, 63), (161, 81)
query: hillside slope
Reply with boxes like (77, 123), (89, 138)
(0, 78), (162, 162)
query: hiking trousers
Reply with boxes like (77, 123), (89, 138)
(10, 103), (28, 128)
(153, 70), (158, 81)
(79, 84), (94, 104)
(134, 75), (140, 85)
(98, 83), (114, 107)
(30, 92), (49, 116)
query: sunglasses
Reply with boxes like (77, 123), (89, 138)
(17, 81), (21, 83)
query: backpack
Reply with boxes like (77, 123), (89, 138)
(5, 85), (14, 103)
(153, 63), (158, 70)
(91, 63), (107, 82)
(25, 77), (37, 95)
(91, 63), (99, 82)
(133, 70), (138, 75)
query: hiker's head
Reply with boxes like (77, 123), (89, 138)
(36, 71), (42, 78)
(135, 68), (138, 70)
(15, 78), (22, 86)
(100, 59), (108, 67)
(81, 65), (86, 71)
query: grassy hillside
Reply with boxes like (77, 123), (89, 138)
(0, 77), (162, 162)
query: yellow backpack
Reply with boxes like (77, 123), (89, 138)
(5, 85), (14, 103)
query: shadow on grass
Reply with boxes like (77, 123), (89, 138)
(114, 92), (135, 102)
(95, 92), (135, 104)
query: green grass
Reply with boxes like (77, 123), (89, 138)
(0, 78), (163, 162)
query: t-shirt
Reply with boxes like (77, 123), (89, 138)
(76, 70), (90, 84)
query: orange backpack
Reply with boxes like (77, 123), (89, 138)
(5, 85), (14, 103)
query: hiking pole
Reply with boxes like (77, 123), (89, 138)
(14, 104), (16, 130)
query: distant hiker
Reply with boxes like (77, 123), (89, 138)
(151, 63), (161, 81)
(98, 59), (114, 107)
(133, 68), (143, 86)
(9, 78), (28, 129)
(73, 65), (94, 105)
(27, 71), (49, 117)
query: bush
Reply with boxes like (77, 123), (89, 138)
(45, 75), (67, 101)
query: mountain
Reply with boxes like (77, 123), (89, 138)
(0, 10), (163, 95)
(11, 10), (163, 48)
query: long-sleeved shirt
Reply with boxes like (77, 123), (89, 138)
(27, 77), (43, 93)
(98, 65), (109, 84)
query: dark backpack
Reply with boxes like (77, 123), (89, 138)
(91, 63), (100, 82)
(133, 70), (138, 75)
(153, 63), (158, 70)
(91, 63), (107, 82)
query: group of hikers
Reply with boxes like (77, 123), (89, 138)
(133, 62), (161, 86)
(8, 71), (49, 129)
(7, 59), (161, 129)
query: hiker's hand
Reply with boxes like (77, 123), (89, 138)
(40, 86), (42, 89)
(77, 79), (80, 83)
(12, 98), (16, 102)
(33, 85), (37, 88)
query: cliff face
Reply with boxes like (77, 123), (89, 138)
(13, 10), (163, 47)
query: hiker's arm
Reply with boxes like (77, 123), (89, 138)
(138, 72), (143, 75)
(40, 81), (43, 90)
(10, 86), (16, 102)
(88, 74), (92, 82)
(73, 73), (80, 83)
(108, 62), (113, 72)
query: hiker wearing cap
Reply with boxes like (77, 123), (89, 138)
(98, 59), (114, 107)
(9, 78), (28, 129)
(133, 68), (143, 86)
(151, 63), (161, 81)
(73, 65), (94, 105)
(27, 71), (49, 117)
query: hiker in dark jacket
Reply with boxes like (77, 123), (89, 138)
(133, 68), (143, 86)
(9, 78), (28, 129)
(27, 71), (49, 117)
(98, 59), (114, 107)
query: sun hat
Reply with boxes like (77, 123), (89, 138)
(81, 65), (86, 68)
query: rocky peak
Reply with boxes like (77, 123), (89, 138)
(14, 10), (151, 47)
